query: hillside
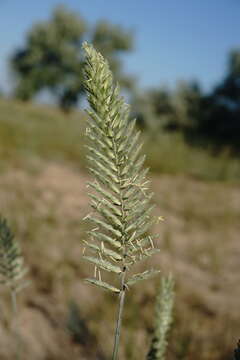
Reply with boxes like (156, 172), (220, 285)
(0, 98), (239, 359)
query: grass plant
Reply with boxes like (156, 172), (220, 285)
(0, 216), (28, 359)
(82, 42), (161, 359)
(147, 275), (175, 360)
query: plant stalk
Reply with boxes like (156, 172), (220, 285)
(112, 272), (126, 360)
(11, 288), (20, 360)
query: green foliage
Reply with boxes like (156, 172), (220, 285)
(173, 81), (203, 129)
(11, 5), (133, 110)
(215, 49), (240, 107)
(200, 48), (240, 149)
(0, 216), (27, 292)
(82, 42), (160, 294)
(132, 83), (202, 133)
(147, 275), (175, 360)
(12, 5), (86, 108)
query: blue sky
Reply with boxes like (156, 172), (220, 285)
(1, 0), (240, 94)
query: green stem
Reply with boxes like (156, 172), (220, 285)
(112, 273), (126, 360)
(11, 288), (20, 360)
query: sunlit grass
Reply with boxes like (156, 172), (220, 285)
(143, 132), (240, 183)
(0, 98), (240, 183)
(0, 99), (87, 171)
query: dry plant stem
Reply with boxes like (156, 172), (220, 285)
(11, 289), (20, 360)
(112, 272), (126, 360)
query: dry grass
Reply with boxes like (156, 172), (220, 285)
(0, 161), (239, 359)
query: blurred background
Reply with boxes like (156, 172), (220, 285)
(0, 1), (239, 359)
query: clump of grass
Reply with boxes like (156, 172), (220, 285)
(147, 275), (175, 360)
(81, 42), (161, 359)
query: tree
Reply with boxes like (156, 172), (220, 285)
(171, 52), (240, 150)
(173, 80), (203, 130)
(11, 5), (133, 110)
(132, 81), (204, 136)
(215, 49), (240, 108)
(197, 49), (240, 149)
(132, 48), (240, 151)
(131, 87), (175, 133)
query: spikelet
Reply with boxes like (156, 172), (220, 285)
(0, 216), (28, 292)
(82, 42), (161, 294)
(147, 275), (175, 360)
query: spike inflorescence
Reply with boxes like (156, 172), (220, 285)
(0, 216), (27, 293)
(147, 275), (175, 360)
(82, 42), (160, 294)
